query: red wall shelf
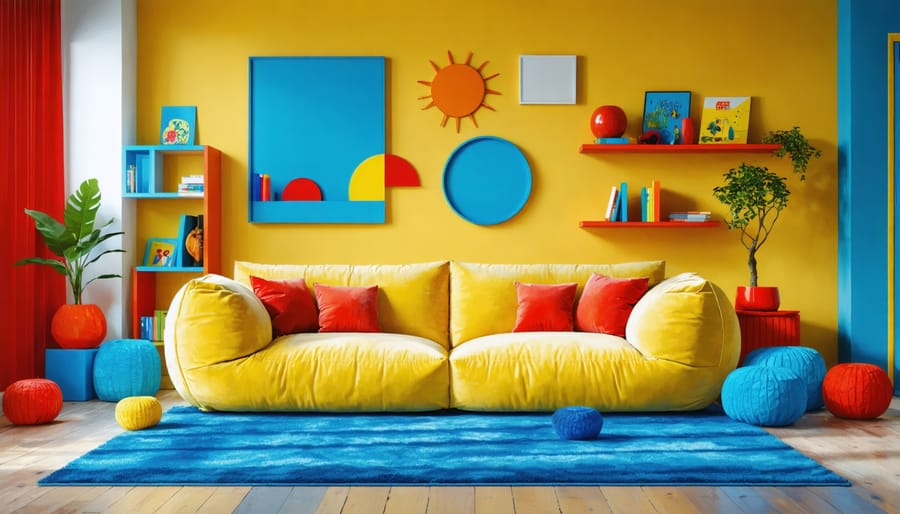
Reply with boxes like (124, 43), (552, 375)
(580, 221), (721, 228)
(579, 143), (781, 154)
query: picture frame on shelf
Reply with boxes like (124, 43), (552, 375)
(175, 214), (204, 268)
(642, 91), (691, 145)
(160, 105), (197, 145)
(698, 96), (751, 144)
(143, 238), (178, 267)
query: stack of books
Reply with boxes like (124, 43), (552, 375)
(668, 211), (712, 222)
(140, 310), (168, 342)
(603, 180), (662, 222)
(178, 175), (204, 196)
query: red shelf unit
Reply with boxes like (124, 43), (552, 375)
(579, 143), (782, 153)
(579, 221), (720, 228)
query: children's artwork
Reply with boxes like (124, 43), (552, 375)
(699, 97), (751, 144)
(175, 214), (203, 267)
(160, 106), (197, 145)
(642, 91), (691, 144)
(143, 238), (178, 267)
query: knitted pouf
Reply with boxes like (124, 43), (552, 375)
(115, 396), (163, 431)
(552, 406), (604, 440)
(721, 366), (807, 427)
(822, 363), (893, 419)
(93, 339), (161, 402)
(743, 346), (827, 411)
(2, 378), (63, 425)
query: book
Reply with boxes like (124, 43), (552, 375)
(640, 187), (649, 222)
(604, 186), (618, 221)
(651, 180), (661, 222)
(618, 182), (628, 222)
(669, 211), (712, 222)
(181, 175), (204, 185)
(698, 97), (751, 144)
(261, 174), (271, 201)
(595, 137), (630, 144)
(252, 173), (262, 201)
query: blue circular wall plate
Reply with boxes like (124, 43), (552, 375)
(442, 136), (533, 225)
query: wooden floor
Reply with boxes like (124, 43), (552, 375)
(1, 390), (897, 514)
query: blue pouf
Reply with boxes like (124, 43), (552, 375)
(552, 406), (603, 440)
(721, 366), (807, 427)
(93, 339), (161, 402)
(743, 346), (826, 411)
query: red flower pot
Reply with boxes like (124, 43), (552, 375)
(734, 286), (780, 311)
(51, 304), (107, 348)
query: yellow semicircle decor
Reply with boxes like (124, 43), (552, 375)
(348, 155), (386, 201)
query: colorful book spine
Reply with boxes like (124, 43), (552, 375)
(651, 179), (661, 222)
(618, 182), (628, 222)
(641, 187), (649, 222)
(604, 186), (618, 221)
(595, 137), (630, 144)
(261, 174), (271, 201)
(252, 173), (262, 201)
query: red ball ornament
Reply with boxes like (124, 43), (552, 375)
(590, 105), (628, 139)
(3, 378), (63, 425)
(822, 363), (893, 419)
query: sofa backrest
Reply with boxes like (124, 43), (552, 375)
(234, 260), (451, 349)
(449, 260), (666, 347)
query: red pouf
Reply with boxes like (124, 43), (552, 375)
(2, 378), (63, 425)
(822, 363), (893, 420)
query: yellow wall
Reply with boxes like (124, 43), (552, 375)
(136, 0), (839, 362)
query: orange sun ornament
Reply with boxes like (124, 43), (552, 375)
(418, 51), (500, 133)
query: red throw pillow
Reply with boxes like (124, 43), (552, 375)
(314, 284), (381, 332)
(513, 282), (578, 332)
(250, 276), (319, 336)
(575, 273), (649, 337)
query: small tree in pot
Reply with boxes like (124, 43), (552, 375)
(712, 127), (822, 310)
(15, 178), (124, 347)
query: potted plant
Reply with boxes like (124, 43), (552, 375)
(15, 178), (124, 348)
(712, 127), (822, 310)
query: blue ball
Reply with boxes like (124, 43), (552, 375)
(552, 406), (603, 440)
(743, 346), (826, 411)
(722, 366), (807, 426)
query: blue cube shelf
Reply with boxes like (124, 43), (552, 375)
(45, 348), (99, 401)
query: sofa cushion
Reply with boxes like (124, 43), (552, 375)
(314, 284), (380, 332)
(513, 282), (578, 332)
(250, 276), (318, 335)
(625, 272), (738, 367)
(575, 274), (649, 337)
(449, 261), (665, 347)
(183, 332), (450, 411)
(165, 274), (273, 406)
(449, 332), (722, 411)
(235, 261), (450, 349)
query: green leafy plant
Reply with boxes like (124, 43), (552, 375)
(15, 178), (124, 304)
(712, 127), (822, 287)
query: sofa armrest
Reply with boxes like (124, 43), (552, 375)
(624, 272), (740, 368)
(164, 274), (272, 402)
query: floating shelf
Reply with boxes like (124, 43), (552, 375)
(580, 221), (721, 228)
(135, 266), (204, 273)
(579, 144), (781, 154)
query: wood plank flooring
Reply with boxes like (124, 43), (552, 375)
(1, 390), (897, 513)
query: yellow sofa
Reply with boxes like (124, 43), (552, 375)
(164, 260), (740, 413)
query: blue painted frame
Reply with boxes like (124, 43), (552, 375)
(248, 56), (385, 223)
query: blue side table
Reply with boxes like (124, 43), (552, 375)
(45, 348), (99, 401)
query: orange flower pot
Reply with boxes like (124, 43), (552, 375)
(51, 304), (107, 348)
(734, 286), (781, 311)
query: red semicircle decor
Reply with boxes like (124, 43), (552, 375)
(384, 154), (420, 187)
(281, 178), (323, 201)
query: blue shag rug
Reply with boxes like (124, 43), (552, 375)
(40, 406), (849, 487)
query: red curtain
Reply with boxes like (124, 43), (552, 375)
(0, 0), (65, 389)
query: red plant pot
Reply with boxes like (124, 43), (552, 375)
(51, 303), (107, 348)
(734, 286), (781, 311)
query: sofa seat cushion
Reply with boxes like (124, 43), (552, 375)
(182, 332), (449, 412)
(450, 332), (724, 412)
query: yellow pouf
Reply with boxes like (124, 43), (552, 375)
(115, 396), (162, 431)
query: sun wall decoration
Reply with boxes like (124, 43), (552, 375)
(418, 51), (500, 132)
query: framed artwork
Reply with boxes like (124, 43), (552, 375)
(160, 106), (197, 145)
(519, 55), (577, 105)
(642, 91), (691, 144)
(143, 238), (178, 267)
(698, 96), (751, 144)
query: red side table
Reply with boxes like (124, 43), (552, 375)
(735, 310), (800, 364)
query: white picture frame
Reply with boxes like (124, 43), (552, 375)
(519, 55), (577, 105)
